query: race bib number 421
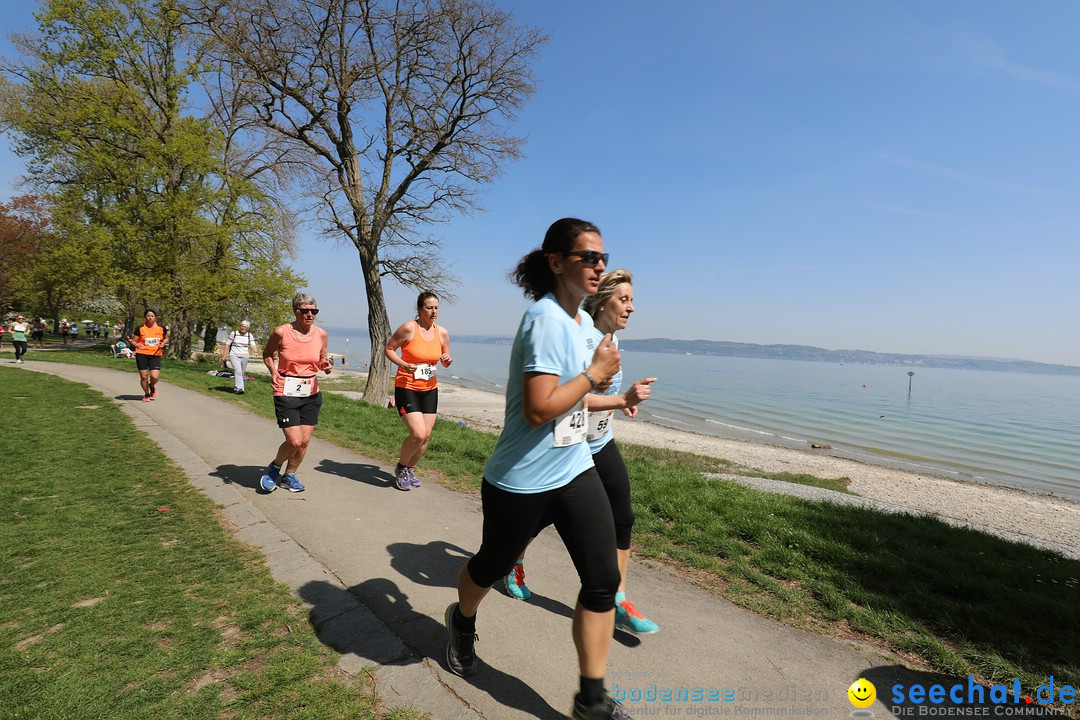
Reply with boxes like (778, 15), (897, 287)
(553, 402), (587, 448)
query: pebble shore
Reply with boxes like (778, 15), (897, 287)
(431, 382), (1080, 560)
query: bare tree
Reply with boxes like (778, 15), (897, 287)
(185, 0), (544, 403)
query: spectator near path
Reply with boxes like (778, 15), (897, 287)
(221, 320), (258, 395)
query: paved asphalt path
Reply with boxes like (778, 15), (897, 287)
(27, 362), (950, 720)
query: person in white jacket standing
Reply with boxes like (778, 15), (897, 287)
(222, 320), (258, 394)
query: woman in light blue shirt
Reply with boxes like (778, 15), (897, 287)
(505, 269), (659, 636)
(444, 218), (628, 720)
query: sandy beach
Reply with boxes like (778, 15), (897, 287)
(428, 381), (1080, 560)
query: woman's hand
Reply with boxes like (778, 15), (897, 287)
(440, 353), (453, 367)
(623, 377), (657, 409)
(587, 333), (621, 388)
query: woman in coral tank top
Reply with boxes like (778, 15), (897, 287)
(258, 294), (333, 494)
(384, 291), (453, 491)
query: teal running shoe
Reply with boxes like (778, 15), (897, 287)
(504, 562), (531, 600)
(615, 599), (658, 635)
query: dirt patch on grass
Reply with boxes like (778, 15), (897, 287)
(14, 623), (66, 650)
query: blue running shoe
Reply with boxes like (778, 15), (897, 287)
(615, 599), (658, 635)
(406, 466), (421, 488)
(395, 467), (411, 491)
(260, 462), (281, 493)
(279, 473), (305, 493)
(504, 562), (531, 600)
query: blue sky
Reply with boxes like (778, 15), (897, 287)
(3, 1), (1078, 365)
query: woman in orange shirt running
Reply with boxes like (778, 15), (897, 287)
(133, 309), (169, 401)
(384, 291), (452, 491)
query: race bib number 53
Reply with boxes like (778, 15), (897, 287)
(553, 402), (587, 448)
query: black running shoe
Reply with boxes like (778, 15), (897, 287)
(571, 692), (631, 720)
(444, 602), (478, 677)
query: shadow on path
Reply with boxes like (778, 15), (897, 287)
(299, 578), (563, 719)
(384, 540), (640, 647)
(210, 463), (265, 491)
(387, 540), (472, 588)
(316, 458), (395, 489)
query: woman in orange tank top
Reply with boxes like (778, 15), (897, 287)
(133, 309), (169, 401)
(384, 291), (453, 491)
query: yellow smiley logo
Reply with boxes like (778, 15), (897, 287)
(848, 678), (876, 709)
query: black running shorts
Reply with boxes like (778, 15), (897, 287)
(394, 386), (439, 416)
(274, 392), (323, 428)
(135, 354), (162, 371)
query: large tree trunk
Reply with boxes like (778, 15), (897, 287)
(172, 308), (193, 359)
(358, 242), (392, 406)
(202, 323), (218, 352)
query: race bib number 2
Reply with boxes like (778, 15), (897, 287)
(553, 402), (587, 448)
(283, 376), (314, 398)
(413, 364), (436, 381)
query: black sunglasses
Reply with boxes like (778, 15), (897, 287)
(564, 250), (609, 267)
(296, 307), (319, 315)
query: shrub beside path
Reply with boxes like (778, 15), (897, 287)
(29, 362), (947, 720)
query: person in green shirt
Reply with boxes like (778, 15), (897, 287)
(10, 315), (30, 363)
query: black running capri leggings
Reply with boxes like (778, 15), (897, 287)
(592, 439), (635, 550)
(532, 439), (635, 550)
(467, 468), (620, 613)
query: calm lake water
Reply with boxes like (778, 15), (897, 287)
(326, 331), (1080, 501)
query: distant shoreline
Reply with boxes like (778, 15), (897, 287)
(323, 330), (1080, 376)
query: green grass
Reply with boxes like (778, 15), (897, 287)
(0, 368), (425, 720)
(16, 346), (1080, 700)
